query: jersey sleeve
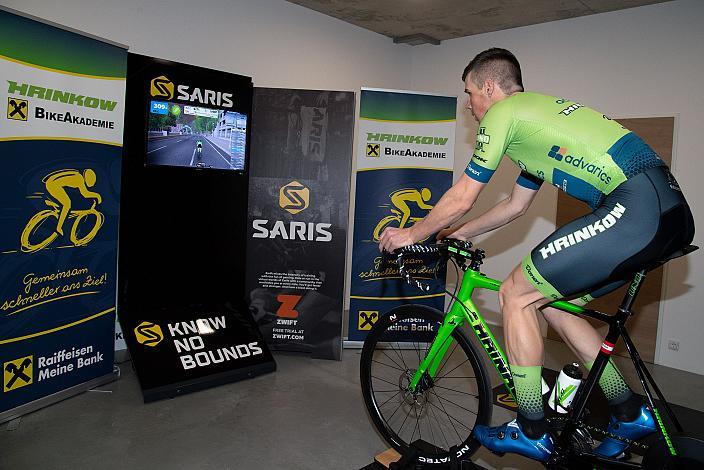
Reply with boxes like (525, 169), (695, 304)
(516, 171), (543, 190)
(464, 101), (514, 184)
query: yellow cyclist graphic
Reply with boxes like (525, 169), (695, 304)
(44, 169), (102, 235)
(373, 188), (434, 242)
(21, 169), (105, 253)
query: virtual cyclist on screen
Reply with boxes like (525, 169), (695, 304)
(378, 48), (695, 461)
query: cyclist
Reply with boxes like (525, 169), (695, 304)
(43, 169), (102, 236)
(390, 187), (434, 229)
(378, 48), (694, 461)
(196, 139), (203, 156)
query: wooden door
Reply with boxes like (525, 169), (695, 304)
(547, 117), (675, 363)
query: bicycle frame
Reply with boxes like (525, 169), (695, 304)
(406, 258), (682, 463)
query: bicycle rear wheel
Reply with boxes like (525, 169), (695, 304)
(360, 305), (492, 465)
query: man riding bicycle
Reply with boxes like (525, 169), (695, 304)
(378, 48), (695, 461)
(44, 168), (102, 236)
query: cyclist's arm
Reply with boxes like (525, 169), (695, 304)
(379, 175), (485, 252)
(79, 187), (102, 203)
(441, 182), (539, 240)
(379, 103), (512, 252)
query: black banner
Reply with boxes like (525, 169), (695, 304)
(246, 88), (354, 360)
(119, 53), (274, 402)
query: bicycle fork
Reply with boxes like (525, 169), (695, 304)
(408, 271), (516, 401)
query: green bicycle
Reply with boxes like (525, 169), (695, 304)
(360, 238), (704, 468)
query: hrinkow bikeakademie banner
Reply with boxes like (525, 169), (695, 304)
(0, 9), (126, 420)
(348, 88), (456, 342)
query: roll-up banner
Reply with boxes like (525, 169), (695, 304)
(246, 88), (354, 360)
(119, 54), (275, 402)
(0, 8), (126, 421)
(347, 88), (456, 343)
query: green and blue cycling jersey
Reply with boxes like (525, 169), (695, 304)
(464, 92), (665, 208)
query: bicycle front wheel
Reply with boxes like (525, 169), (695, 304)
(360, 305), (492, 465)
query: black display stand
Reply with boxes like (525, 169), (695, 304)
(118, 53), (275, 401)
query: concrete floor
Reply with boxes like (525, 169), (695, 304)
(3, 335), (704, 470)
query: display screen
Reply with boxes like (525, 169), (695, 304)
(146, 100), (247, 170)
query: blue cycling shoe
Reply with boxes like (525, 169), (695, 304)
(593, 404), (657, 458)
(474, 419), (554, 462)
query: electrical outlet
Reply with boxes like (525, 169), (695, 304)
(668, 340), (680, 351)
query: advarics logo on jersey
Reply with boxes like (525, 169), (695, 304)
(548, 146), (566, 162)
(547, 145), (612, 184)
(251, 181), (332, 242)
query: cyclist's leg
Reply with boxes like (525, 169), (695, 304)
(524, 166), (694, 455)
(46, 188), (71, 235)
(474, 269), (555, 461)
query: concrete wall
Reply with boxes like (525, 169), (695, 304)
(409, 0), (704, 374)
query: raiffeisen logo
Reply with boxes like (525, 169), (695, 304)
(150, 76), (174, 100)
(134, 321), (164, 347)
(279, 181), (309, 214)
(251, 181), (332, 242)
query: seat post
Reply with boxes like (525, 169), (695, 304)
(618, 269), (647, 314)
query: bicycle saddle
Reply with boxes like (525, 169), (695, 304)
(644, 244), (698, 274)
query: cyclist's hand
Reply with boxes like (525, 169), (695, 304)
(378, 227), (414, 253)
(437, 226), (463, 241)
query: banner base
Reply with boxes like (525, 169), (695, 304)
(343, 340), (364, 349)
(0, 366), (120, 424)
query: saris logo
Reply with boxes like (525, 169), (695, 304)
(279, 181), (309, 214)
(150, 75), (234, 108)
(252, 181), (331, 241)
(150, 76), (174, 100)
(134, 321), (164, 347)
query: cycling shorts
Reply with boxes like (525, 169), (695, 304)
(522, 166), (695, 301)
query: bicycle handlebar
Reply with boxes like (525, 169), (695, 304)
(389, 238), (486, 291)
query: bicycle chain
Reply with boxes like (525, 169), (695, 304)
(547, 415), (648, 451)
